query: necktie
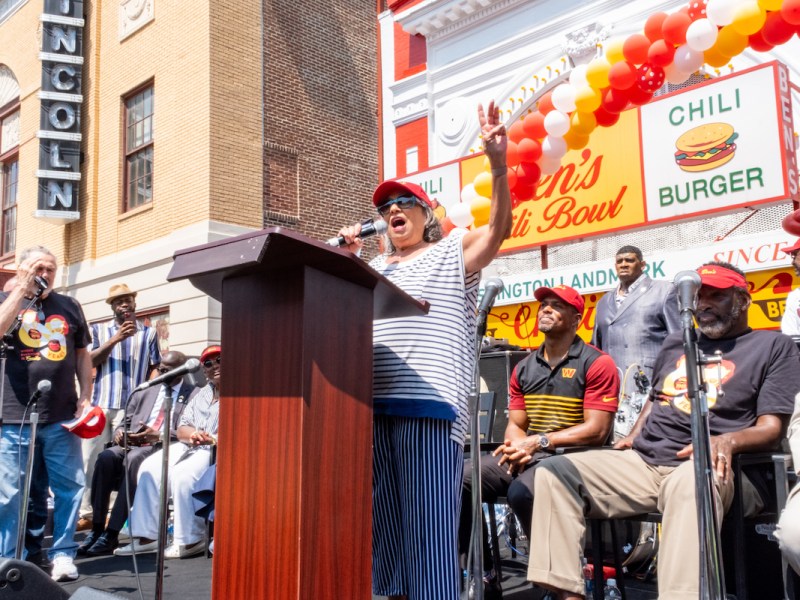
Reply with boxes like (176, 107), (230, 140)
(151, 388), (172, 430)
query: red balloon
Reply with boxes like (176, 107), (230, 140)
(662, 12), (692, 46)
(440, 216), (456, 235)
(602, 87), (629, 113)
(516, 162), (542, 187)
(627, 85), (654, 106)
(505, 141), (520, 167)
(522, 111), (547, 139)
(538, 91), (555, 115)
(636, 63), (665, 93)
(762, 10), (795, 46)
(608, 61), (637, 90)
(594, 106), (621, 127)
(644, 12), (669, 41)
(648, 39), (676, 67)
(517, 137), (543, 163)
(749, 29), (776, 52)
(782, 0), (800, 26)
(513, 184), (535, 203)
(508, 121), (526, 144)
(506, 167), (518, 190)
(622, 34), (651, 64)
(687, 0), (707, 21)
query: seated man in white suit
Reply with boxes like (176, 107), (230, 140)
(116, 345), (221, 559)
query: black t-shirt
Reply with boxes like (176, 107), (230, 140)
(633, 328), (799, 466)
(0, 291), (91, 424)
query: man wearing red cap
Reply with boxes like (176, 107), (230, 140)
(0, 246), (93, 582)
(337, 101), (512, 600)
(781, 239), (800, 335)
(458, 285), (619, 598)
(529, 262), (800, 600)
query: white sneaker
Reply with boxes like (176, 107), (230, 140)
(51, 554), (79, 582)
(164, 541), (205, 559)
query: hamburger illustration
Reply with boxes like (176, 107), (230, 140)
(673, 122), (738, 173)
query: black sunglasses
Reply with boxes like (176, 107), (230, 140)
(156, 366), (172, 374)
(203, 356), (221, 368)
(376, 195), (420, 216)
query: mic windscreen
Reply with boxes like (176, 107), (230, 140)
(38, 379), (52, 393)
(184, 358), (201, 373)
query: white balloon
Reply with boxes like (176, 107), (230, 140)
(706, 0), (737, 27)
(685, 19), (719, 52)
(542, 135), (568, 159)
(544, 110), (571, 137)
(449, 202), (474, 228)
(551, 84), (577, 113)
(664, 63), (691, 85)
(673, 44), (705, 73)
(539, 156), (563, 175)
(569, 64), (589, 88)
(460, 183), (478, 203)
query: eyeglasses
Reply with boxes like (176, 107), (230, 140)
(203, 356), (221, 369)
(156, 366), (172, 374)
(376, 195), (420, 217)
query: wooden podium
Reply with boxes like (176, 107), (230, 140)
(167, 228), (427, 599)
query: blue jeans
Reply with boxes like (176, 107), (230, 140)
(0, 421), (84, 559)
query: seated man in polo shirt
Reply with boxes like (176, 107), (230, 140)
(528, 262), (800, 600)
(458, 285), (619, 598)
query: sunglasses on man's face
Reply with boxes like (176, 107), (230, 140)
(203, 356), (221, 369)
(376, 195), (420, 217)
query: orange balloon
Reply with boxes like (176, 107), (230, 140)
(703, 45), (732, 68)
(538, 91), (555, 115)
(564, 129), (590, 150)
(715, 24), (748, 57)
(470, 196), (492, 227)
(570, 111), (597, 135)
(440, 216), (456, 235)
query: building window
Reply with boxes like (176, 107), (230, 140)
(405, 146), (419, 174)
(0, 106), (19, 258)
(123, 85), (154, 211)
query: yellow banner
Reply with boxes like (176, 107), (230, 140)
(487, 267), (798, 348)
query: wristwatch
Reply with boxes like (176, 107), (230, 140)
(538, 434), (552, 451)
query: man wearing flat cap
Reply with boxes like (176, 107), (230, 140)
(528, 262), (800, 600)
(781, 238), (800, 336)
(77, 283), (161, 530)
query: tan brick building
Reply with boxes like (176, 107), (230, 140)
(0, 0), (380, 354)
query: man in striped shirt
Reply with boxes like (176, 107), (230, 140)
(77, 283), (161, 530)
(459, 285), (619, 598)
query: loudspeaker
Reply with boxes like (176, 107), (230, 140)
(0, 558), (70, 600)
(70, 587), (128, 599)
(478, 350), (530, 442)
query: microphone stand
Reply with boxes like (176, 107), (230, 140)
(154, 381), (175, 600)
(467, 309), (490, 600)
(679, 305), (726, 600)
(15, 396), (40, 560)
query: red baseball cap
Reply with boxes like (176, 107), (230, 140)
(696, 265), (748, 290)
(372, 180), (433, 209)
(200, 345), (221, 363)
(534, 284), (585, 315)
(782, 239), (800, 255)
(62, 406), (107, 439)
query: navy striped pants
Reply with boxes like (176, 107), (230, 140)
(372, 415), (463, 600)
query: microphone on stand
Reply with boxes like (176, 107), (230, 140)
(134, 359), (201, 392)
(674, 270), (702, 313)
(30, 379), (52, 404)
(34, 276), (49, 291)
(476, 278), (505, 336)
(327, 218), (388, 247)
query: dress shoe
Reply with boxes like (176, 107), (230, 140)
(76, 517), (92, 532)
(77, 531), (101, 556)
(164, 541), (205, 559)
(114, 539), (159, 555)
(87, 532), (119, 555)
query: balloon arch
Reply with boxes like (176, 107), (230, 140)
(446, 0), (800, 232)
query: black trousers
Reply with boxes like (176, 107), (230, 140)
(90, 444), (156, 531)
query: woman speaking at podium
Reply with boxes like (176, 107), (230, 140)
(337, 101), (512, 600)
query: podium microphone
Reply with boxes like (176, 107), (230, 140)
(674, 270), (702, 313)
(476, 278), (504, 337)
(327, 218), (388, 247)
(134, 359), (201, 392)
(30, 379), (52, 404)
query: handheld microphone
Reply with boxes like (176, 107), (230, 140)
(477, 278), (505, 315)
(327, 218), (388, 247)
(31, 379), (52, 403)
(134, 359), (201, 392)
(34, 276), (48, 291)
(674, 270), (702, 313)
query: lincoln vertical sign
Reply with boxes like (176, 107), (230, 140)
(36, 0), (84, 222)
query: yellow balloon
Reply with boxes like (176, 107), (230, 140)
(470, 195), (492, 227)
(564, 130), (590, 150)
(758, 0), (782, 11)
(604, 37), (625, 64)
(703, 45), (732, 68)
(570, 111), (597, 135)
(715, 25), (748, 57)
(585, 58), (611, 90)
(574, 86), (602, 113)
(473, 171), (493, 198)
(731, 4), (766, 36)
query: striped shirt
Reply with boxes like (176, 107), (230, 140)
(369, 229), (479, 446)
(178, 383), (219, 457)
(91, 321), (161, 410)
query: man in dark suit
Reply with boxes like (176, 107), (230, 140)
(77, 351), (198, 555)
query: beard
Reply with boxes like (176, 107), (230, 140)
(697, 294), (746, 339)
